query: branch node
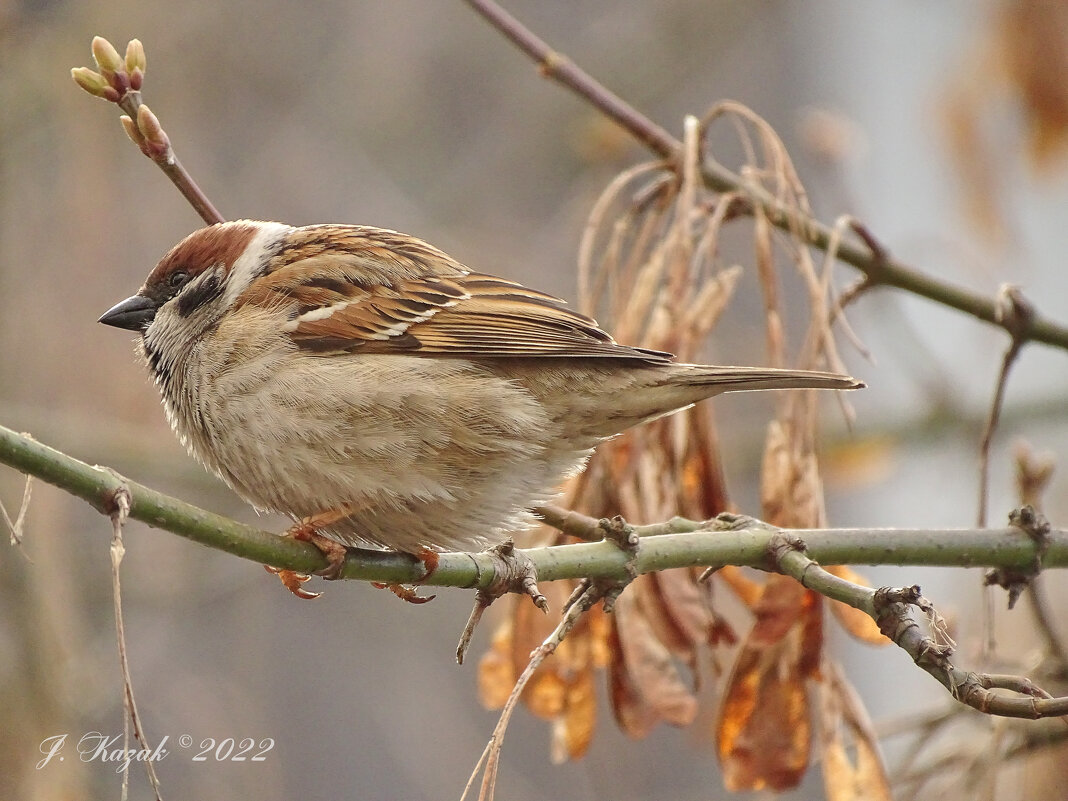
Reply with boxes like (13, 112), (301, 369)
(848, 219), (889, 273)
(712, 511), (775, 533)
(874, 584), (924, 608)
(984, 505), (1052, 608)
(598, 515), (640, 584)
(765, 530), (808, 569)
(455, 539), (547, 665)
(537, 49), (568, 77)
(993, 283), (1036, 343)
(96, 466), (131, 521)
(873, 585), (955, 665)
(598, 514), (638, 548)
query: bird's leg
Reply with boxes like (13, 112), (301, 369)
(267, 505), (357, 599)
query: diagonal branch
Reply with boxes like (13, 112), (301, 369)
(766, 528), (1068, 719)
(464, 0), (1068, 353)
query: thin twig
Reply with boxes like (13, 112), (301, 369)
(72, 37), (223, 225)
(976, 287), (1033, 659)
(824, 215), (875, 361)
(107, 482), (164, 801)
(455, 540), (547, 665)
(460, 581), (610, 801)
(977, 286), (1033, 527)
(463, 0), (678, 159)
(115, 92), (224, 225)
(0, 471), (33, 547)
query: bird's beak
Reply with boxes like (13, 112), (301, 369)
(98, 294), (159, 331)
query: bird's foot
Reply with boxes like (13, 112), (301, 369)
(264, 564), (321, 600)
(267, 507), (357, 599)
(371, 547), (440, 605)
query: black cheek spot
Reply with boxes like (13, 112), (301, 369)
(176, 272), (224, 317)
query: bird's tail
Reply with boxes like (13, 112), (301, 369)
(536, 361), (863, 446)
(674, 364), (865, 394)
(587, 364), (863, 439)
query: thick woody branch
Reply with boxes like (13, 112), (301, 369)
(3, 424), (1066, 588)
(464, 0), (1068, 353)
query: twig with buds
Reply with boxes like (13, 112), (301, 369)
(72, 36), (224, 226)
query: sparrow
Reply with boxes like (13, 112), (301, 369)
(100, 220), (862, 582)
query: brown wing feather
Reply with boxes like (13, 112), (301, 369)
(234, 225), (669, 362)
(281, 270), (669, 362)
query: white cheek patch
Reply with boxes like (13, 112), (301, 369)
(223, 221), (295, 307)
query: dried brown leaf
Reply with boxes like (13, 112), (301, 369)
(822, 436), (897, 490)
(717, 565), (763, 610)
(716, 578), (820, 791)
(522, 582), (596, 720)
(613, 589), (698, 728)
(607, 613), (659, 739)
(478, 618), (516, 710)
(716, 621), (812, 791)
(761, 419), (824, 529)
(480, 95), (860, 774)
(653, 569), (716, 651)
(753, 210), (785, 366)
(477, 581), (596, 721)
(942, 79), (1005, 242)
(523, 665), (568, 720)
(586, 604), (612, 669)
(679, 266), (743, 342)
(818, 662), (892, 801)
(999, 0), (1068, 168)
(750, 575), (809, 643)
(633, 574), (696, 664)
(509, 585), (555, 670)
(550, 664), (597, 762)
(942, 0), (1068, 241)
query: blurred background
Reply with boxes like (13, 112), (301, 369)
(2, 1), (1067, 799)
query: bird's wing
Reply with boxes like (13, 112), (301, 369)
(241, 236), (670, 362)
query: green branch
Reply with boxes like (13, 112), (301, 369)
(2, 424), (1064, 592)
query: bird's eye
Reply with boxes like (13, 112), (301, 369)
(167, 271), (191, 289)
